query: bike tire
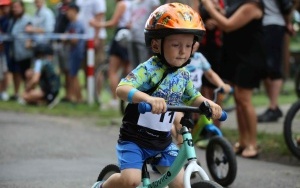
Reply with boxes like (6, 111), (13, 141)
(191, 180), (223, 188)
(97, 164), (120, 182)
(94, 63), (109, 105)
(295, 68), (300, 99)
(206, 136), (237, 187)
(283, 100), (300, 160)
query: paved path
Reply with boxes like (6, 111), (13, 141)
(0, 110), (299, 188)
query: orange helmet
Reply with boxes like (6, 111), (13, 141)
(144, 3), (206, 46)
(0, 0), (11, 6)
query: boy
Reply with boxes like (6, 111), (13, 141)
(65, 3), (85, 103)
(91, 3), (222, 188)
(20, 43), (60, 108)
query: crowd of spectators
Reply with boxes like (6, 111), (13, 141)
(0, 0), (162, 106)
(0, 0), (300, 159)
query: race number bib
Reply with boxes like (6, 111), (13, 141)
(138, 111), (176, 132)
(190, 69), (203, 89)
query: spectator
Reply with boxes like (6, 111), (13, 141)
(257, 0), (295, 122)
(201, 0), (266, 158)
(0, 0), (11, 101)
(127, 0), (160, 68)
(20, 43), (60, 107)
(76, 0), (107, 83)
(65, 3), (85, 104)
(198, 0), (225, 127)
(89, 0), (132, 109)
(8, 0), (33, 100)
(25, 0), (55, 45)
(53, 0), (72, 102)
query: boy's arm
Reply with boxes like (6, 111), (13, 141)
(204, 69), (231, 93)
(25, 72), (41, 91)
(116, 85), (167, 114)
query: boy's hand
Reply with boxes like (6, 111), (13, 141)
(206, 100), (222, 120)
(146, 96), (167, 114)
(222, 84), (232, 94)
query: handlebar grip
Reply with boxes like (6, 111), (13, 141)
(219, 111), (227, 121)
(138, 102), (152, 114)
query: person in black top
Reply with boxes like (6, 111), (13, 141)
(201, 0), (266, 158)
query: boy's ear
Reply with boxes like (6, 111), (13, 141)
(151, 39), (160, 53)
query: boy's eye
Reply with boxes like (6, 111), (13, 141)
(172, 44), (179, 47)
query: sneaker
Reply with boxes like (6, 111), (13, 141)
(257, 107), (283, 122)
(48, 95), (60, 109)
(91, 181), (103, 188)
(101, 99), (119, 110)
(17, 97), (26, 105)
(9, 94), (19, 101)
(0, 92), (9, 101)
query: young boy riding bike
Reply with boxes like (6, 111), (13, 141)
(91, 3), (223, 188)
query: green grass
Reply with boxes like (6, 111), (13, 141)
(1, 78), (299, 163)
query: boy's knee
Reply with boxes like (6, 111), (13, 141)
(119, 171), (141, 187)
(120, 177), (140, 187)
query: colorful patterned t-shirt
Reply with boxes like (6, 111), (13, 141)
(118, 56), (201, 150)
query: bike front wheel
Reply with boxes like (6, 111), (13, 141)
(97, 164), (120, 182)
(283, 100), (300, 160)
(206, 136), (237, 187)
(191, 180), (223, 188)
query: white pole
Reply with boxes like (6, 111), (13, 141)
(86, 39), (95, 105)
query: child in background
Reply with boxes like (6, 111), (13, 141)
(91, 3), (223, 188)
(172, 41), (231, 148)
(65, 3), (85, 104)
(20, 43), (60, 107)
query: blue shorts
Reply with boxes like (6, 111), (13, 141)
(116, 141), (179, 170)
(68, 51), (83, 77)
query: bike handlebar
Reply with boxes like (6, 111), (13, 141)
(213, 87), (234, 103)
(138, 101), (227, 121)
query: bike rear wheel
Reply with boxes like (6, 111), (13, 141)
(97, 164), (120, 182)
(206, 136), (237, 187)
(283, 100), (300, 160)
(191, 180), (223, 188)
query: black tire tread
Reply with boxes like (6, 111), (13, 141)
(283, 100), (300, 160)
(97, 164), (120, 182)
(206, 136), (237, 187)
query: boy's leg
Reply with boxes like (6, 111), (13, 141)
(22, 89), (45, 104)
(155, 143), (184, 188)
(101, 169), (141, 188)
(98, 141), (143, 188)
(172, 112), (184, 145)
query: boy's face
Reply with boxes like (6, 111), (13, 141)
(154, 34), (194, 67)
(66, 8), (76, 20)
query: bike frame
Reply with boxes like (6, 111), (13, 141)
(191, 115), (223, 142)
(139, 126), (210, 188)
